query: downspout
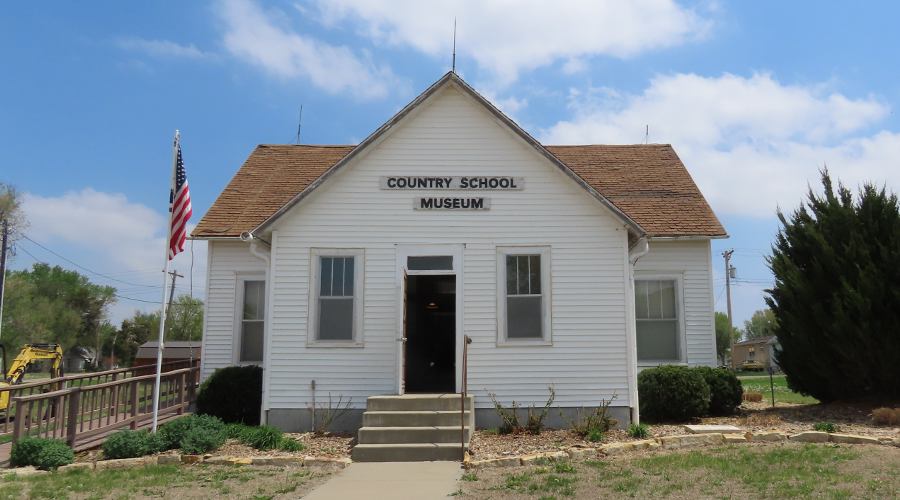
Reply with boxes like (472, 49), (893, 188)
(626, 237), (650, 425)
(242, 232), (271, 425)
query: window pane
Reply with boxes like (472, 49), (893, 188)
(407, 256), (452, 270)
(528, 255), (541, 294)
(319, 298), (354, 340)
(516, 256), (529, 295)
(332, 257), (345, 296)
(243, 281), (264, 320)
(320, 257), (333, 296)
(635, 281), (649, 319)
(636, 320), (678, 361)
(343, 257), (354, 296)
(506, 255), (516, 295)
(507, 296), (542, 338)
(647, 280), (663, 319)
(660, 280), (676, 318)
(240, 321), (264, 362)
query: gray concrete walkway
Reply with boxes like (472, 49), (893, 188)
(303, 462), (462, 499)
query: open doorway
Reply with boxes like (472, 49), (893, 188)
(404, 274), (456, 393)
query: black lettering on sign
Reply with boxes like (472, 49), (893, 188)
(381, 176), (524, 190)
(413, 197), (491, 210)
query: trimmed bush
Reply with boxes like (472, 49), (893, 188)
(694, 366), (743, 415)
(638, 365), (710, 422)
(181, 426), (225, 455)
(103, 430), (163, 459)
(196, 365), (263, 425)
(743, 391), (763, 402)
(872, 407), (900, 426)
(10, 437), (74, 470)
(159, 414), (226, 451)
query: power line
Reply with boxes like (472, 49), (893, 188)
(21, 235), (161, 289)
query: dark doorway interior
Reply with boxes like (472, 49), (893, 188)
(405, 274), (456, 393)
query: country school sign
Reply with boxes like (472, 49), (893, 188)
(380, 176), (523, 211)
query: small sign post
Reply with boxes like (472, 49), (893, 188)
(767, 365), (776, 408)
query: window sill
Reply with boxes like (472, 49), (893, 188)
(497, 339), (553, 347)
(306, 341), (365, 348)
(637, 361), (688, 368)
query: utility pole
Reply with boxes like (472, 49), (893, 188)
(164, 271), (183, 336)
(0, 219), (8, 342)
(723, 249), (735, 368)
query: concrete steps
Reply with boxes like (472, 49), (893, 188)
(352, 394), (474, 462)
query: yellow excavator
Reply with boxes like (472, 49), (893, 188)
(0, 343), (64, 412)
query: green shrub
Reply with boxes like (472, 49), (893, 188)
(569, 396), (618, 442)
(638, 365), (710, 422)
(180, 426), (225, 455)
(277, 438), (305, 452)
(586, 429), (604, 443)
(159, 414), (226, 451)
(813, 422), (837, 433)
(102, 430), (163, 459)
(241, 425), (283, 451)
(694, 366), (743, 415)
(627, 423), (650, 439)
(11, 437), (74, 470)
(224, 423), (249, 440)
(196, 365), (263, 425)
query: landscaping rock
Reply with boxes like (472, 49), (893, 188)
(205, 456), (254, 466)
(565, 447), (598, 459)
(828, 434), (882, 445)
(750, 431), (787, 442)
(57, 462), (94, 472)
(156, 455), (182, 465)
(4, 466), (49, 478)
(471, 457), (519, 468)
(632, 439), (661, 451)
(723, 434), (748, 444)
(181, 455), (203, 464)
(251, 456), (304, 467)
(684, 424), (743, 434)
(95, 457), (154, 470)
(599, 442), (635, 455)
(789, 431), (830, 443)
(303, 457), (350, 469)
(657, 433), (725, 449)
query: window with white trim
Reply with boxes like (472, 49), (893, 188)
(498, 247), (551, 342)
(310, 249), (364, 344)
(635, 279), (681, 362)
(239, 279), (265, 363)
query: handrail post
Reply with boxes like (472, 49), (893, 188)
(460, 335), (472, 462)
(12, 396), (25, 445)
(129, 381), (139, 430)
(66, 388), (81, 447)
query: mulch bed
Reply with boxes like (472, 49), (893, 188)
(469, 401), (900, 460)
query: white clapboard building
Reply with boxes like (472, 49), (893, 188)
(192, 72), (726, 459)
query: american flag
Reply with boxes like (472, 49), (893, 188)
(168, 137), (192, 260)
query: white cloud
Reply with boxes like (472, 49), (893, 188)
(21, 189), (207, 323)
(542, 73), (899, 217)
(218, 0), (400, 100)
(313, 0), (710, 84)
(117, 37), (210, 59)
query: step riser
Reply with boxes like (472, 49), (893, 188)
(358, 428), (471, 444)
(351, 445), (464, 462)
(363, 412), (471, 427)
(366, 396), (473, 412)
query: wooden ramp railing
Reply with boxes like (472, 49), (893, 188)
(2, 362), (199, 452)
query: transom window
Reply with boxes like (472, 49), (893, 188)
(635, 279), (681, 362)
(239, 279), (265, 363)
(498, 247), (551, 343)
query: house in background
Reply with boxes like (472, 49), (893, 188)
(133, 341), (201, 375)
(732, 336), (779, 371)
(191, 72), (726, 460)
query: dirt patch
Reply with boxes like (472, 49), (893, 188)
(460, 442), (900, 499)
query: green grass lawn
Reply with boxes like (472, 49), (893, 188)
(463, 444), (900, 499)
(0, 464), (333, 500)
(739, 374), (819, 405)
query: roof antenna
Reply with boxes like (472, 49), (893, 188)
(295, 105), (303, 145)
(644, 124), (649, 144)
(451, 18), (457, 73)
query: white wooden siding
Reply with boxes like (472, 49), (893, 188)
(634, 240), (717, 367)
(200, 240), (267, 379)
(264, 84), (634, 411)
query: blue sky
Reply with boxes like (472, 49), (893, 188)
(3, 1), (899, 326)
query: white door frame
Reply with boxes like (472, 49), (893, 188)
(395, 244), (464, 394)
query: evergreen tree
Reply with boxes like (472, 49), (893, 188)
(766, 171), (900, 402)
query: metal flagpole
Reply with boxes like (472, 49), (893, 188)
(151, 130), (180, 432)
